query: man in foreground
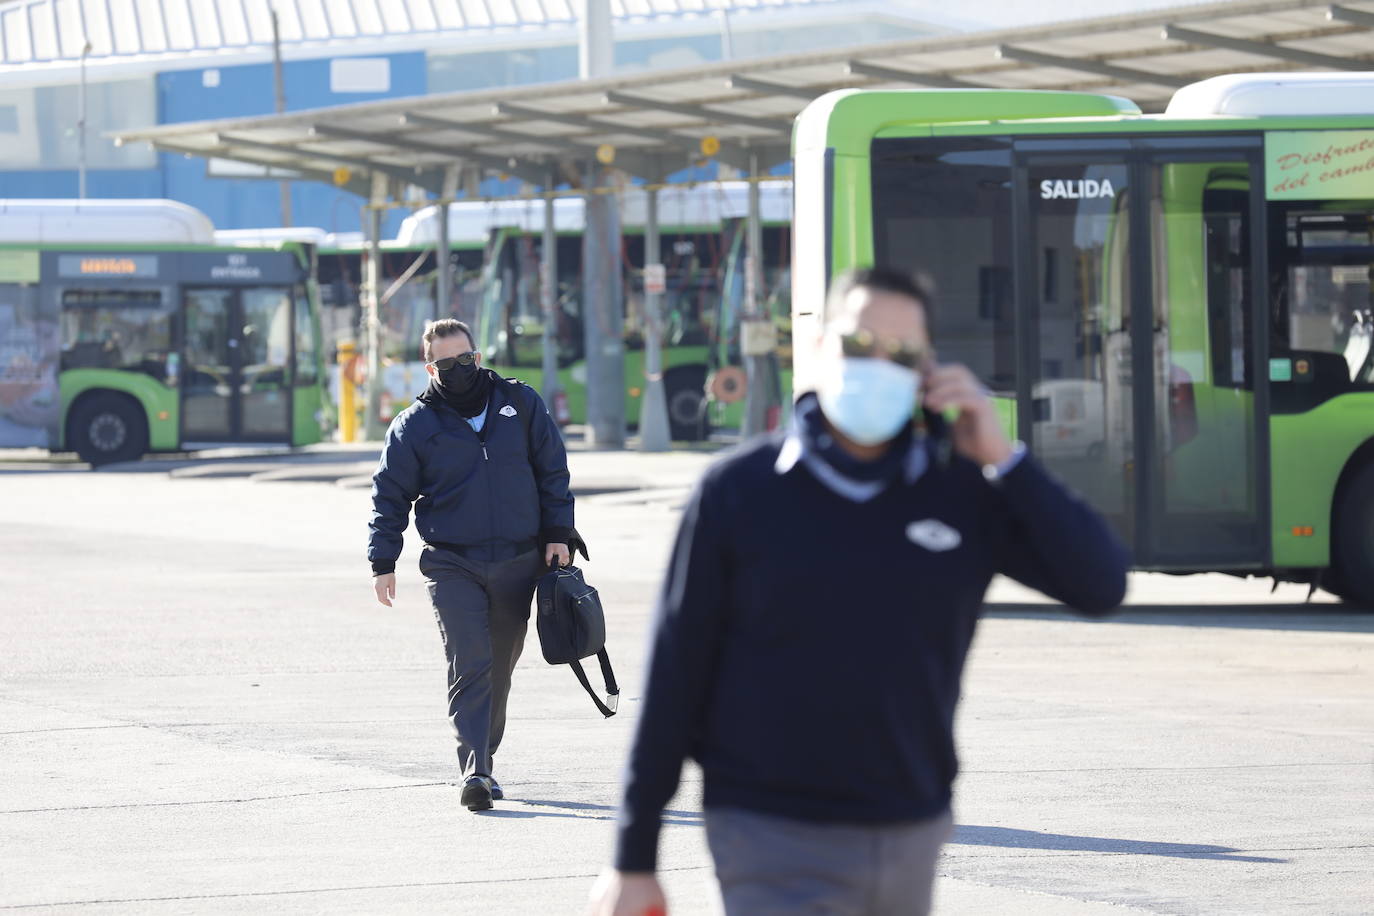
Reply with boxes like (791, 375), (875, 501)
(589, 269), (1129, 914)
(369, 318), (582, 812)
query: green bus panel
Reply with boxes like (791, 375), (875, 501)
(1270, 396), (1374, 567)
(59, 369), (180, 451)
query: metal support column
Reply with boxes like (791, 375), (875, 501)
(579, 0), (612, 79)
(362, 177), (386, 440)
(741, 159), (776, 438)
(639, 186), (671, 451)
(435, 200), (451, 321)
(582, 166), (626, 447)
(540, 172), (563, 404)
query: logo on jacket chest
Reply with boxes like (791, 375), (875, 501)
(906, 519), (962, 552)
(499, 404), (518, 418)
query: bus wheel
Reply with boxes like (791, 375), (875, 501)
(69, 393), (149, 467)
(665, 366), (710, 442)
(1331, 462), (1374, 609)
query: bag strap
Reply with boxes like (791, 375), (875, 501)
(569, 649), (620, 718)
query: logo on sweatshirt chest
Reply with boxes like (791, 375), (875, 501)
(499, 404), (518, 418)
(906, 519), (962, 552)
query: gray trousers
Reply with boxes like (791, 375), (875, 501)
(420, 545), (543, 779)
(704, 805), (954, 916)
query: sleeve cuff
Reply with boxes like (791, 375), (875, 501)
(542, 526), (575, 546)
(982, 440), (1028, 483)
(613, 821), (661, 873)
(371, 559), (396, 575)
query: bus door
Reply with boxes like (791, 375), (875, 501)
(1017, 141), (1268, 568)
(181, 286), (294, 443)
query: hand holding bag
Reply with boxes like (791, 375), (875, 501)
(536, 561), (620, 717)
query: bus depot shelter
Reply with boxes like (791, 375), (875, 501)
(112, 0), (1374, 448)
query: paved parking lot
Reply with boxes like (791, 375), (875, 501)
(1, 450), (1370, 914)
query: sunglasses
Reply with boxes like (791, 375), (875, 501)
(429, 352), (479, 371)
(839, 330), (926, 370)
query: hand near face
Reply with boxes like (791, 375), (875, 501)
(922, 363), (1014, 468)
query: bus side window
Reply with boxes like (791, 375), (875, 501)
(294, 286), (319, 385)
(1202, 188), (1252, 390)
(1268, 206), (1374, 409)
(870, 139), (1015, 394)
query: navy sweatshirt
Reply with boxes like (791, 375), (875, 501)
(614, 412), (1129, 872)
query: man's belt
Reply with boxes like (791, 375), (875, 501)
(427, 538), (539, 559)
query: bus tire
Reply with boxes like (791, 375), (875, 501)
(665, 366), (710, 442)
(68, 392), (149, 468)
(1331, 462), (1374, 608)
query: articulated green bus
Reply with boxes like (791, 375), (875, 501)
(314, 182), (792, 440)
(792, 73), (1374, 605)
(0, 200), (331, 465)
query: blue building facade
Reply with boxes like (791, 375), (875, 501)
(0, 0), (943, 234)
(0, 50), (434, 235)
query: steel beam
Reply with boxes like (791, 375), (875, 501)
(313, 121), (546, 184)
(494, 102), (672, 146)
(362, 175), (386, 441)
(603, 91), (790, 133)
(1327, 4), (1374, 28)
(398, 111), (661, 180)
(995, 44), (1188, 88)
(154, 140), (357, 190)
(582, 163), (626, 447)
(399, 112), (584, 155)
(1161, 23), (1365, 70)
(493, 102), (745, 173)
(540, 167), (562, 409)
(726, 74), (819, 101)
(214, 132), (443, 191)
(638, 186), (671, 451)
(844, 61), (978, 90)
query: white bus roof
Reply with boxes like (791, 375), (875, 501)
(214, 226), (329, 247)
(0, 199), (216, 245)
(1166, 72), (1374, 118)
(394, 181), (793, 247)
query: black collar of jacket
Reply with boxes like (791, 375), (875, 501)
(416, 372), (531, 424)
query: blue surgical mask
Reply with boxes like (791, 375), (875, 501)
(817, 357), (919, 446)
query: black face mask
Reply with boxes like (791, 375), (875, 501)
(423, 358), (493, 419)
(436, 360), (479, 394)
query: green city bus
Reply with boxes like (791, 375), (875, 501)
(315, 182), (792, 440)
(0, 200), (331, 465)
(791, 73), (1374, 605)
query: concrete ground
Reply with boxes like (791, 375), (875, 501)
(1, 445), (1371, 914)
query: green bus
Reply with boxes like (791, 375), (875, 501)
(314, 182), (792, 440)
(791, 72), (1374, 605)
(0, 200), (331, 465)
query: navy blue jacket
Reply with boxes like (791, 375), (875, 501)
(368, 376), (574, 572)
(614, 428), (1128, 872)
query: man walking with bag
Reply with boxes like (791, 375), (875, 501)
(589, 269), (1129, 915)
(369, 318), (584, 812)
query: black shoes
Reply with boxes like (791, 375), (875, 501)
(490, 779), (504, 801)
(461, 775), (494, 811)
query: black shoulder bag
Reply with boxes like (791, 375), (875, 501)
(536, 562), (620, 717)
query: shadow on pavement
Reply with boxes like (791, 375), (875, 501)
(983, 603), (1374, 634)
(512, 798), (703, 826)
(951, 825), (1287, 863)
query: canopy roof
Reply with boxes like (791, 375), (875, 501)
(110, 0), (1374, 196)
(1, 0), (882, 69)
